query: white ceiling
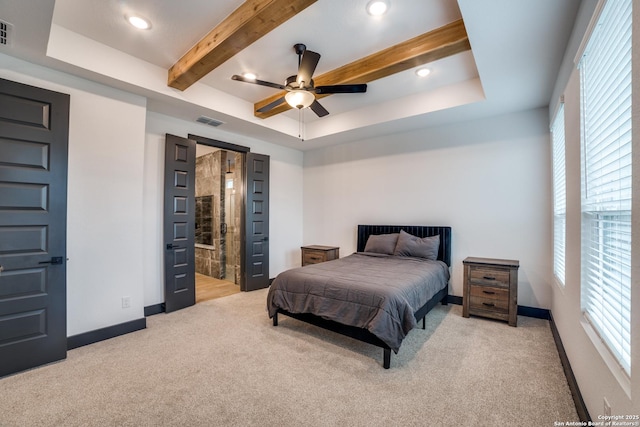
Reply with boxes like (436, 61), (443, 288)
(0, 0), (581, 150)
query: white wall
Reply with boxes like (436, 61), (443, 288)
(303, 108), (552, 308)
(143, 112), (304, 306)
(0, 53), (147, 336)
(548, 0), (640, 418)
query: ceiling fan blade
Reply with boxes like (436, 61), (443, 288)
(309, 100), (329, 117)
(231, 75), (285, 90)
(315, 84), (367, 94)
(296, 50), (321, 87)
(256, 96), (286, 113)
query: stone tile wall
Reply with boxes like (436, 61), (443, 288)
(195, 245), (220, 278)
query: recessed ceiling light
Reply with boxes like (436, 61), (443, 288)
(126, 15), (151, 30)
(367, 0), (389, 16)
(242, 72), (257, 81)
(415, 67), (431, 77)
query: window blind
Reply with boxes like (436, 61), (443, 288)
(579, 0), (632, 375)
(551, 104), (566, 285)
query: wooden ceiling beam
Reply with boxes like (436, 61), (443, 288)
(254, 19), (471, 119)
(168, 0), (317, 91)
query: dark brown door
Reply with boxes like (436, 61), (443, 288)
(163, 134), (196, 312)
(0, 78), (69, 377)
(243, 153), (270, 291)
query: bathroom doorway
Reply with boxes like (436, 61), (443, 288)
(194, 144), (243, 302)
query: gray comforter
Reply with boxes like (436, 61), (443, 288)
(266, 252), (450, 352)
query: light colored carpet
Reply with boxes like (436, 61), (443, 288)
(0, 289), (577, 427)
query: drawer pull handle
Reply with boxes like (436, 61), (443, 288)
(483, 276), (496, 280)
(482, 290), (496, 295)
(482, 302), (495, 307)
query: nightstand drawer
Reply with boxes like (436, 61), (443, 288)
(469, 267), (510, 288)
(469, 285), (509, 301)
(303, 250), (327, 265)
(469, 285), (509, 314)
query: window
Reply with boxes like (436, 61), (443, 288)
(579, 0), (632, 375)
(551, 103), (566, 286)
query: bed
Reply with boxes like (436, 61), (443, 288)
(267, 225), (452, 368)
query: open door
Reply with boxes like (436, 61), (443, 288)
(163, 134), (196, 312)
(0, 78), (69, 376)
(243, 153), (270, 291)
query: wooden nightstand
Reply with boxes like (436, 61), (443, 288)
(462, 257), (519, 327)
(301, 245), (339, 266)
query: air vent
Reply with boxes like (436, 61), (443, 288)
(196, 116), (224, 127)
(0, 20), (14, 48)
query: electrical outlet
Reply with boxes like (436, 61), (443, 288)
(604, 397), (611, 417)
(122, 296), (131, 309)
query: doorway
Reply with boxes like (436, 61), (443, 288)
(161, 132), (270, 310)
(194, 145), (243, 302)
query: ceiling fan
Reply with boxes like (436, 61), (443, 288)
(231, 43), (367, 117)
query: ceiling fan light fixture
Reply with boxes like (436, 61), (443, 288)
(367, 0), (389, 16)
(285, 90), (315, 109)
(126, 14), (151, 30)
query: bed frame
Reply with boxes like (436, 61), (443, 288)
(272, 225), (452, 368)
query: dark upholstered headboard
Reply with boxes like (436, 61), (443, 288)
(357, 225), (452, 267)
